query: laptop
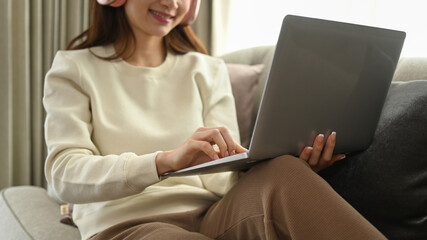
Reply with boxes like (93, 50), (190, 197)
(162, 15), (406, 178)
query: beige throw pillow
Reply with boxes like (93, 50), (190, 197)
(227, 64), (264, 148)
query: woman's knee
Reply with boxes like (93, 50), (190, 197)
(254, 155), (311, 177)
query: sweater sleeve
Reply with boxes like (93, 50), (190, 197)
(43, 52), (160, 204)
(199, 60), (241, 196)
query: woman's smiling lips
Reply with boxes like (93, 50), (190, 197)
(149, 9), (174, 23)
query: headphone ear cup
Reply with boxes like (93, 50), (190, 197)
(97, 0), (116, 5)
(96, 0), (126, 7)
(181, 0), (200, 25)
(109, 0), (127, 7)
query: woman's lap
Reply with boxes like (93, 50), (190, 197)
(199, 155), (385, 239)
(90, 206), (211, 240)
(91, 155), (385, 240)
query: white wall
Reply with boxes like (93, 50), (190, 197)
(227, 0), (427, 57)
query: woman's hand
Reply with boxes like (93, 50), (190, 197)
(299, 132), (346, 172)
(155, 127), (248, 176)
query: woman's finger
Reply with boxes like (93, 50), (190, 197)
(332, 154), (346, 163)
(299, 146), (313, 162)
(319, 132), (336, 167)
(194, 128), (229, 158)
(234, 141), (249, 154)
(196, 126), (236, 156)
(218, 126), (236, 156)
(308, 134), (325, 166)
(188, 139), (219, 161)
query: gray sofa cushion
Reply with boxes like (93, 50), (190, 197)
(320, 80), (427, 240)
(0, 186), (80, 240)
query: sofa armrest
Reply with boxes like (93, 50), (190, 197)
(0, 186), (80, 240)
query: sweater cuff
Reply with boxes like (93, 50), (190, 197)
(124, 152), (161, 192)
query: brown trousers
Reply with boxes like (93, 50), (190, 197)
(91, 156), (386, 240)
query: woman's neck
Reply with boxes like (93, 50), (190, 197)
(118, 36), (167, 67)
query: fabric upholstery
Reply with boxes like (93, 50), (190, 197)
(227, 64), (264, 148)
(0, 189), (31, 239)
(393, 58), (427, 82)
(320, 80), (427, 240)
(0, 186), (81, 240)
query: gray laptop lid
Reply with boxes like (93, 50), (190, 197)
(162, 15), (405, 178)
(248, 15), (406, 160)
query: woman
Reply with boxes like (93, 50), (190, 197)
(43, 0), (386, 239)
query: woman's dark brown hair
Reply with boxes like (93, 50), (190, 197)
(66, 0), (208, 59)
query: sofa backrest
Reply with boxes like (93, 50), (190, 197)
(393, 57), (427, 82)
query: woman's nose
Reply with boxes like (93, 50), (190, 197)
(159, 0), (179, 10)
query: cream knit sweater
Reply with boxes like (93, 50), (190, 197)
(43, 45), (240, 239)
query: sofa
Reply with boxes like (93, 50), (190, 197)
(1, 45), (426, 239)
